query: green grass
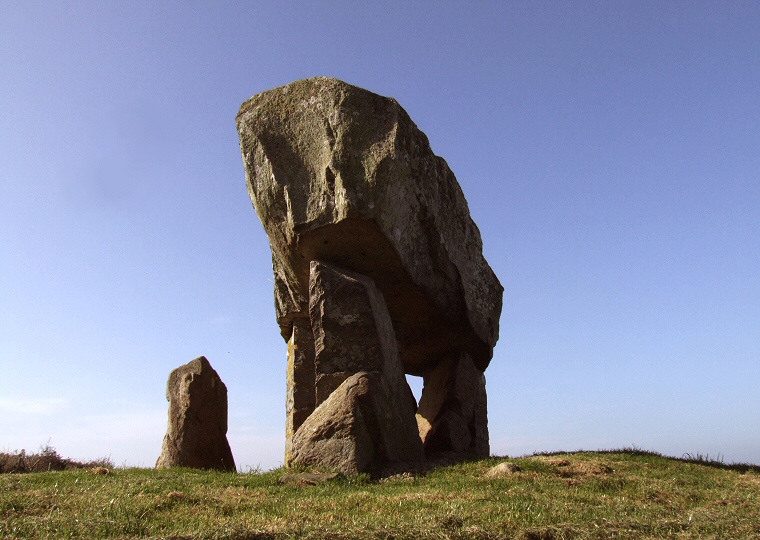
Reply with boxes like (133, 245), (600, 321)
(2, 449), (758, 539)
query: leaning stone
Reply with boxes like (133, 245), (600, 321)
(156, 356), (235, 471)
(290, 373), (376, 474)
(236, 77), (503, 376)
(290, 372), (424, 474)
(308, 260), (413, 412)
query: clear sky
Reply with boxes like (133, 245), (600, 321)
(1, 1), (758, 470)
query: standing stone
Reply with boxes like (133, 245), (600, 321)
(156, 356), (235, 471)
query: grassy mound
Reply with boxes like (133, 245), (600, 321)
(1, 448), (758, 539)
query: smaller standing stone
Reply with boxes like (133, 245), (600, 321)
(156, 356), (235, 471)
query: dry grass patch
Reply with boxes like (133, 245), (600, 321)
(530, 455), (615, 476)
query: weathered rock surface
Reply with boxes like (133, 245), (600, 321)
(285, 317), (315, 465)
(236, 76), (503, 375)
(156, 356), (235, 471)
(290, 371), (424, 474)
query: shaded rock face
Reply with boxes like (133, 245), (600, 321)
(237, 77), (502, 469)
(156, 356), (235, 472)
(284, 318), (315, 464)
(416, 352), (489, 457)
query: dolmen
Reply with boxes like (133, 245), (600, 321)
(236, 77), (503, 474)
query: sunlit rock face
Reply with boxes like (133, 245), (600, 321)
(237, 77), (503, 469)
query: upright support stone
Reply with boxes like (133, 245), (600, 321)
(285, 318), (316, 466)
(471, 372), (490, 457)
(416, 352), (489, 458)
(309, 260), (414, 413)
(289, 260), (423, 473)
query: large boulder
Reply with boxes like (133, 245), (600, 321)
(156, 356), (235, 471)
(236, 76), (503, 375)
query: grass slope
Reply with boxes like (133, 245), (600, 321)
(1, 450), (758, 539)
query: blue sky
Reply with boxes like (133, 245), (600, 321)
(1, 1), (758, 470)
